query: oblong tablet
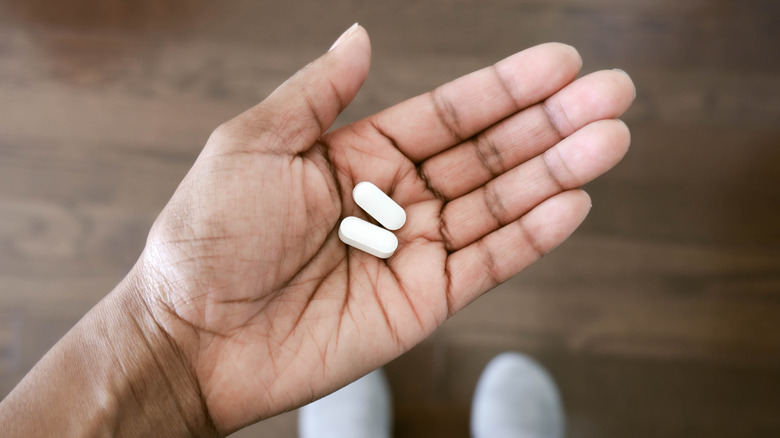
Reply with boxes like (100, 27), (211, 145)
(338, 216), (398, 259)
(353, 181), (406, 231)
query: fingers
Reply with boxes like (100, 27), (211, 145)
(213, 25), (372, 155)
(368, 43), (582, 162)
(440, 119), (629, 251)
(420, 69), (636, 200)
(445, 189), (591, 314)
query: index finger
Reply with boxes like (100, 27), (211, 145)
(368, 43), (582, 162)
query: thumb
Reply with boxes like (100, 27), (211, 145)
(216, 24), (371, 155)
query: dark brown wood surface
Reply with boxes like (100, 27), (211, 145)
(1, 1), (779, 437)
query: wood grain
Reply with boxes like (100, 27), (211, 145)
(1, 0), (779, 436)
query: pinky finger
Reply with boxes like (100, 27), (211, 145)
(445, 190), (591, 315)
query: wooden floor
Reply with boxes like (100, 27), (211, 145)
(1, 1), (779, 436)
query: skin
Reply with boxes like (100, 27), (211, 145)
(0, 25), (635, 437)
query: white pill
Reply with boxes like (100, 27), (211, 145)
(352, 181), (406, 231)
(338, 216), (398, 259)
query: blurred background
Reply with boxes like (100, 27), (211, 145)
(1, 0), (779, 436)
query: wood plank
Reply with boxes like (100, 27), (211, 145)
(1, 0), (779, 436)
(446, 234), (780, 367)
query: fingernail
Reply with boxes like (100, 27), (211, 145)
(613, 68), (636, 100)
(329, 23), (359, 52)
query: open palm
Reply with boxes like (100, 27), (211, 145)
(138, 26), (634, 434)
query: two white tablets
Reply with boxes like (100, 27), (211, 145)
(338, 182), (406, 259)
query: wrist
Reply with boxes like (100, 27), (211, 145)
(96, 264), (218, 437)
(0, 262), (218, 437)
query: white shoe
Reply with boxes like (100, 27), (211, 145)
(471, 352), (565, 438)
(298, 368), (392, 438)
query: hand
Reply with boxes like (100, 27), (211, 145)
(135, 25), (634, 434)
